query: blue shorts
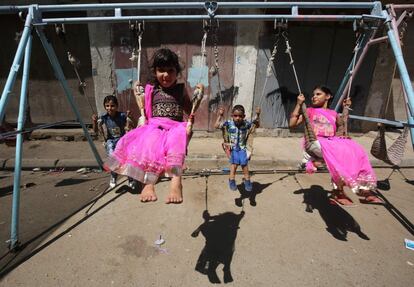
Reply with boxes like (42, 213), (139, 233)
(230, 149), (248, 166)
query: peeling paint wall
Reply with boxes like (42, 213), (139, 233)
(88, 11), (115, 116)
(233, 21), (262, 118)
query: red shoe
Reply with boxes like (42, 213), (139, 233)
(357, 190), (383, 204)
(330, 190), (354, 206)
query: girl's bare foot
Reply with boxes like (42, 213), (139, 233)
(140, 184), (157, 202)
(166, 177), (183, 204)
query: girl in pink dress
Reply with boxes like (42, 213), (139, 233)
(289, 85), (381, 205)
(105, 48), (194, 204)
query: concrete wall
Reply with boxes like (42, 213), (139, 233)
(1, 0), (414, 134)
(0, 13), (95, 124)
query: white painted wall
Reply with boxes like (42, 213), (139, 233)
(232, 21), (261, 118)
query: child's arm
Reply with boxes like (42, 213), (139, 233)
(336, 98), (352, 137)
(214, 107), (225, 129)
(289, 94), (305, 128)
(133, 81), (146, 126)
(92, 114), (106, 140)
(252, 106), (261, 128)
(183, 87), (193, 116)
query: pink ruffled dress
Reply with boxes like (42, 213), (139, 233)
(105, 84), (189, 184)
(306, 107), (377, 192)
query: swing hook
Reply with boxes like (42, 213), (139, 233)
(274, 19), (288, 35)
(204, 1), (218, 19)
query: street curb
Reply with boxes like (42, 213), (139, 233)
(3, 158), (59, 170)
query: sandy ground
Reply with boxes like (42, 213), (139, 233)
(0, 167), (414, 286)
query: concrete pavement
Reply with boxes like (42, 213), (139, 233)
(1, 169), (414, 286)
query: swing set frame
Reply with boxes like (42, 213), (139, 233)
(0, 1), (413, 251)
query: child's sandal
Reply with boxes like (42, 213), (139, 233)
(330, 190), (354, 206)
(357, 190), (383, 204)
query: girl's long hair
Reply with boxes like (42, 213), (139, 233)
(149, 48), (183, 85)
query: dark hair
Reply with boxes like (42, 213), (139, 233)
(313, 85), (332, 96)
(150, 48), (182, 75)
(103, 95), (118, 106)
(232, 105), (245, 114)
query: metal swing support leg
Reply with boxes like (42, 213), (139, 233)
(383, 10), (414, 150)
(9, 25), (33, 252)
(386, 6), (414, 148)
(35, 25), (103, 167)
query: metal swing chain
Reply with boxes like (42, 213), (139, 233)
(129, 21), (144, 112)
(343, 34), (363, 137)
(211, 20), (223, 104)
(282, 31), (302, 94)
(258, 29), (281, 108)
(198, 21), (209, 83)
(58, 23), (96, 115)
(280, 26), (318, 151)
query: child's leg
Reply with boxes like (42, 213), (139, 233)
(242, 165), (253, 192)
(166, 175), (183, 204)
(330, 179), (353, 205)
(228, 164), (238, 190)
(140, 183), (157, 202)
(241, 165), (250, 180)
(229, 164), (237, 180)
(106, 139), (118, 187)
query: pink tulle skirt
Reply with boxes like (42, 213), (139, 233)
(318, 136), (377, 192)
(105, 117), (188, 184)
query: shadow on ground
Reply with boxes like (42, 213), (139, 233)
(192, 210), (245, 284)
(0, 172), (137, 278)
(235, 181), (272, 207)
(294, 185), (370, 241)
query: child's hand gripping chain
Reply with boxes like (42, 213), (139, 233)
(92, 113), (107, 141)
(246, 106), (261, 159)
(133, 81), (146, 127)
(214, 107), (231, 158)
(186, 83), (205, 136)
(125, 110), (134, 132)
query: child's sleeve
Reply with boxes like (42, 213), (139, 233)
(218, 120), (229, 130)
(97, 113), (104, 125)
(119, 112), (127, 126)
(183, 87), (192, 115)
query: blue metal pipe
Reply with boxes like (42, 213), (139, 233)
(347, 114), (413, 128)
(35, 27), (104, 168)
(39, 14), (369, 24)
(332, 32), (372, 111)
(0, 10), (32, 124)
(9, 29), (32, 251)
(0, 2), (378, 13)
(384, 12), (414, 150)
(386, 9), (414, 148)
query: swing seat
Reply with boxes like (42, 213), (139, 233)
(370, 124), (408, 166)
(304, 140), (323, 159)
